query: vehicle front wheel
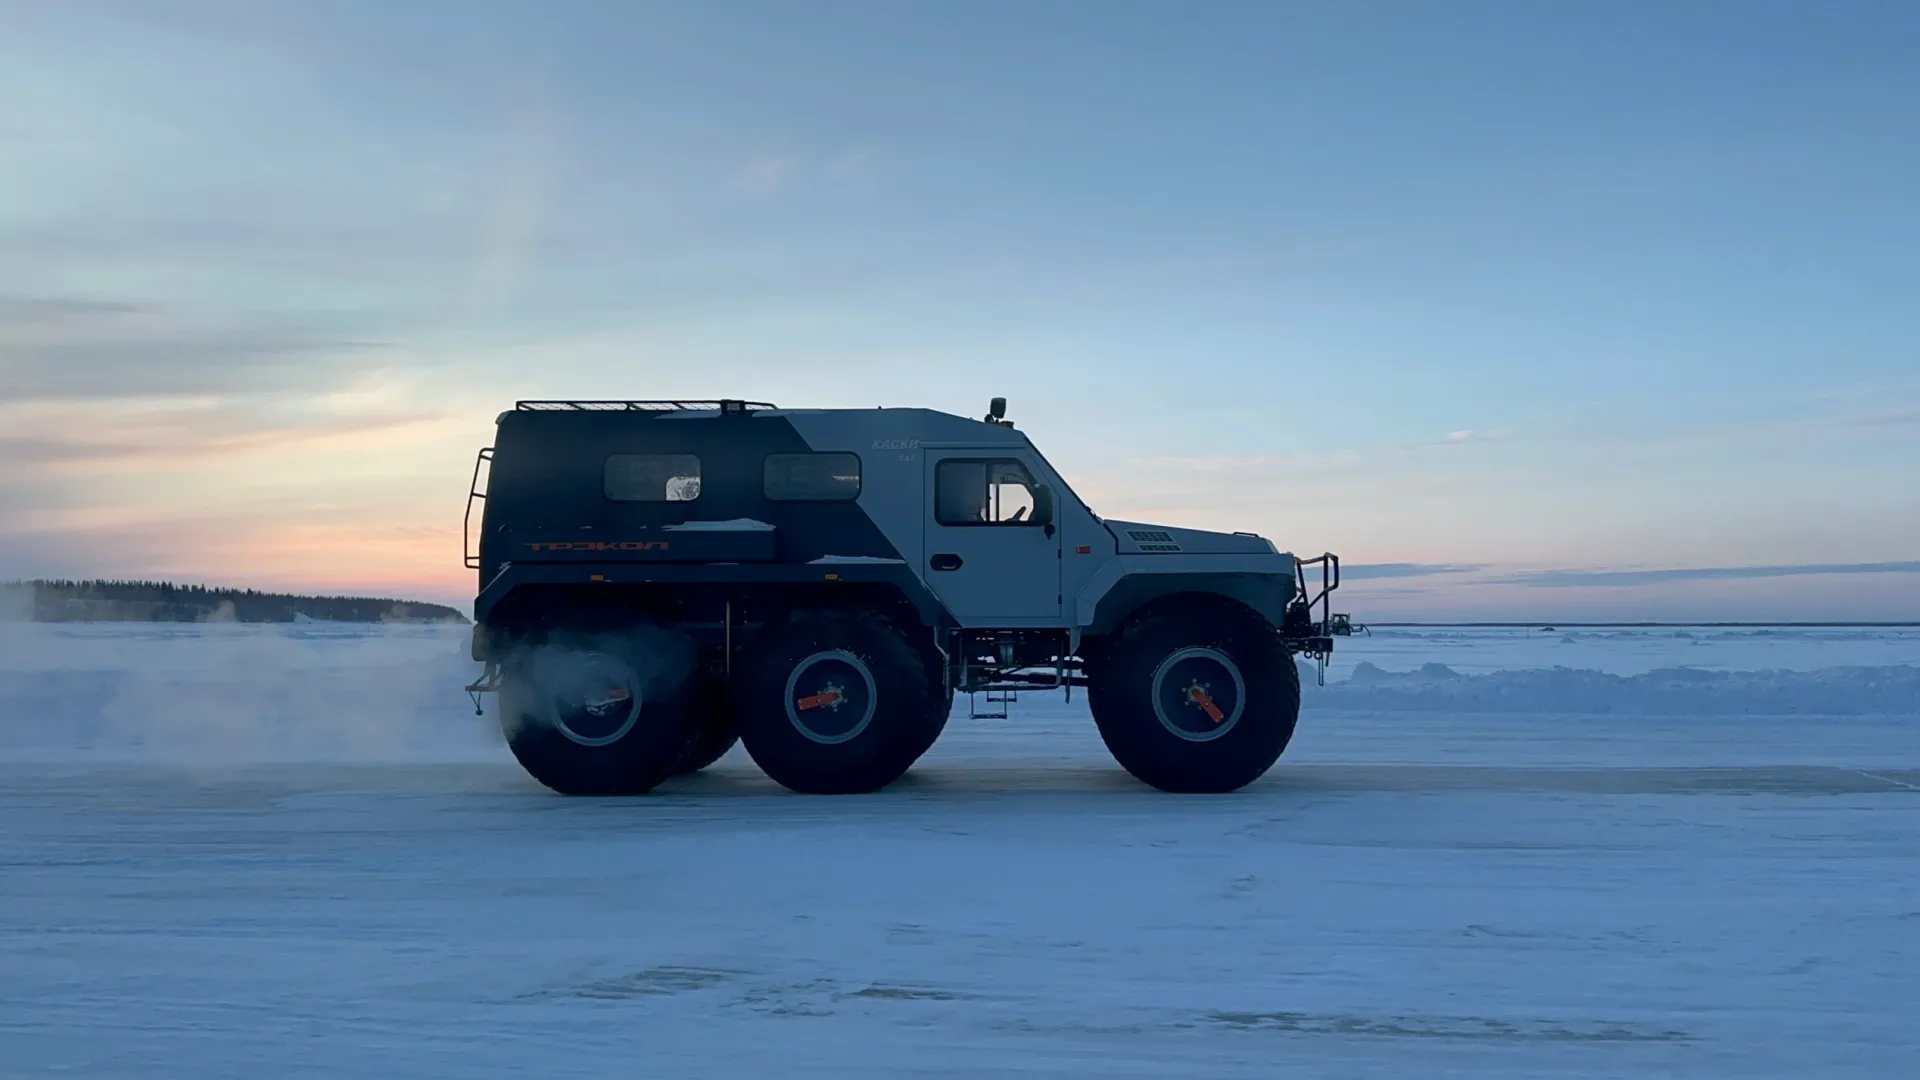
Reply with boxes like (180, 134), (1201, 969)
(1088, 606), (1300, 793)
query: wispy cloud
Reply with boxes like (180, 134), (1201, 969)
(1494, 562), (1920, 588)
(0, 509), (472, 603)
(726, 149), (877, 199)
(829, 147), (872, 179)
(1828, 405), (1920, 429)
(1129, 428), (1511, 477)
(0, 283), (474, 588)
(731, 156), (796, 198)
(1396, 428), (1513, 450)
(0, 291), (388, 401)
(473, 105), (569, 297)
(0, 294), (152, 323)
(1441, 428), (1508, 444)
(0, 409), (452, 471)
(1126, 451), (1359, 473)
(1343, 562), (1486, 580)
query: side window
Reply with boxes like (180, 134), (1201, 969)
(936, 458), (1038, 525)
(604, 454), (701, 501)
(765, 452), (861, 501)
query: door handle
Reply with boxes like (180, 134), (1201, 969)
(930, 553), (963, 572)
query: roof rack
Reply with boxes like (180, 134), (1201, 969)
(514, 399), (778, 412)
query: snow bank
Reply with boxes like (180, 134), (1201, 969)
(1302, 660), (1920, 716)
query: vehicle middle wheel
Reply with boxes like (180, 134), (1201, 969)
(735, 611), (944, 794)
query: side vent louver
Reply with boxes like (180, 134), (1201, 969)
(1126, 529), (1181, 552)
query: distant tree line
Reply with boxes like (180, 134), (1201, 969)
(5, 579), (468, 624)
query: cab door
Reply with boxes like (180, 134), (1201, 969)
(921, 448), (1062, 624)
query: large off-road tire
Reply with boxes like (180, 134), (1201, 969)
(1088, 605), (1300, 793)
(674, 679), (740, 774)
(735, 610), (945, 794)
(1079, 638), (1112, 718)
(908, 688), (953, 762)
(498, 622), (702, 796)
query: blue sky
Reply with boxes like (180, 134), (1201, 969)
(2, 0), (1916, 618)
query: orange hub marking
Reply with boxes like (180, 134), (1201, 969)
(796, 690), (841, 711)
(1188, 687), (1226, 724)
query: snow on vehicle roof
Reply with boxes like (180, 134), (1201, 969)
(661, 519), (776, 532)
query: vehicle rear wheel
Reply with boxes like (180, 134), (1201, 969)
(735, 611), (944, 794)
(498, 622), (702, 796)
(1088, 606), (1299, 793)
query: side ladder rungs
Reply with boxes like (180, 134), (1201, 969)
(968, 687), (1016, 720)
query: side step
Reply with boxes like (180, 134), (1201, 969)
(968, 687), (1015, 720)
(963, 662), (1086, 719)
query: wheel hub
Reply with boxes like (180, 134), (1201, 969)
(545, 650), (645, 747)
(1150, 647), (1246, 742)
(784, 650), (878, 744)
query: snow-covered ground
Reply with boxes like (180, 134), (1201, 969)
(2, 622), (1916, 1078)
(1327, 623), (1920, 679)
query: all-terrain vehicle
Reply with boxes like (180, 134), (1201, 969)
(461, 398), (1344, 796)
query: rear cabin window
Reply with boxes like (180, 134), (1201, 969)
(764, 452), (861, 501)
(604, 454), (701, 501)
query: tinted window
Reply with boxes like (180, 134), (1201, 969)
(764, 452), (861, 501)
(604, 454), (701, 501)
(935, 458), (1037, 524)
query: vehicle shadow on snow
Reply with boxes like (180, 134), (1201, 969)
(622, 754), (1354, 805)
(610, 758), (1920, 803)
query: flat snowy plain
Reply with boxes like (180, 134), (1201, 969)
(2, 622), (1917, 1078)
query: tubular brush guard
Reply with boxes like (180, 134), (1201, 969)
(1281, 552), (1345, 685)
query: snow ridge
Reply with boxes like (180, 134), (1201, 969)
(1302, 661), (1920, 716)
